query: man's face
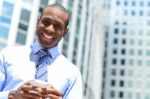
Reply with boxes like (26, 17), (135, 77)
(36, 6), (69, 48)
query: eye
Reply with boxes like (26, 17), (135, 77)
(42, 20), (50, 26)
(55, 25), (63, 32)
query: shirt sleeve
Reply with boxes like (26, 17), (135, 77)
(63, 71), (82, 99)
(0, 49), (9, 99)
(0, 91), (10, 99)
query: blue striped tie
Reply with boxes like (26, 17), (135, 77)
(35, 49), (49, 82)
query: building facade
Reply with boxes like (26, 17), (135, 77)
(102, 0), (150, 99)
(0, 0), (105, 99)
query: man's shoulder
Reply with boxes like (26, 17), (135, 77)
(57, 55), (75, 66)
(55, 55), (80, 72)
(0, 46), (32, 63)
(0, 45), (31, 56)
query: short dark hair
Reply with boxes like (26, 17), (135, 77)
(39, 3), (70, 27)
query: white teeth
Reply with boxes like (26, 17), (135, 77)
(43, 33), (53, 39)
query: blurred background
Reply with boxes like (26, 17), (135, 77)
(0, 0), (150, 99)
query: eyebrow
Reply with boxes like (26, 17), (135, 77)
(42, 17), (65, 27)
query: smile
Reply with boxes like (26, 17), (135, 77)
(42, 32), (54, 39)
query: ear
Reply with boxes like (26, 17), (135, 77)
(36, 18), (40, 28)
(63, 28), (69, 37)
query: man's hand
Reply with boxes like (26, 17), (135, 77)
(8, 81), (63, 99)
(8, 82), (43, 99)
(42, 84), (63, 99)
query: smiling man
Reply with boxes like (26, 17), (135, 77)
(37, 4), (69, 48)
(0, 3), (82, 99)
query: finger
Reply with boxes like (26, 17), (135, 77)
(34, 87), (43, 92)
(28, 87), (43, 96)
(47, 84), (53, 88)
(8, 95), (14, 99)
(20, 83), (33, 92)
(48, 94), (62, 99)
(19, 90), (42, 99)
(44, 88), (63, 96)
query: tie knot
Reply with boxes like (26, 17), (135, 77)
(37, 49), (49, 65)
(38, 49), (48, 57)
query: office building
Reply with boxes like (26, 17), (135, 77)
(0, 0), (105, 99)
(102, 0), (150, 99)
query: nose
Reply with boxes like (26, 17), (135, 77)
(46, 24), (54, 33)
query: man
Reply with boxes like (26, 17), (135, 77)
(0, 3), (82, 99)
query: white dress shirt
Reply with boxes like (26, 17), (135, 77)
(0, 41), (82, 99)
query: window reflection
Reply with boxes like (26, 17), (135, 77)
(20, 9), (30, 22)
(0, 25), (9, 39)
(0, 1), (14, 24)
(23, 0), (33, 4)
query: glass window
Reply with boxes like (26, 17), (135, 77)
(113, 38), (118, 44)
(145, 82), (150, 88)
(124, 10), (128, 16)
(147, 20), (150, 26)
(18, 22), (28, 31)
(121, 59), (125, 65)
(113, 49), (117, 54)
(119, 91), (123, 98)
(136, 92), (141, 99)
(137, 60), (142, 66)
(137, 49), (142, 55)
(114, 28), (119, 34)
(122, 29), (126, 34)
(56, 0), (62, 4)
(140, 1), (144, 7)
(120, 80), (124, 87)
(146, 40), (150, 46)
(124, 1), (128, 6)
(2, 1), (14, 16)
(121, 49), (126, 55)
(139, 10), (144, 16)
(146, 60), (150, 66)
(111, 80), (115, 86)
(115, 21), (119, 25)
(146, 50), (150, 56)
(112, 58), (117, 65)
(23, 0), (33, 4)
(40, 0), (48, 6)
(123, 22), (127, 25)
(74, 37), (78, 48)
(20, 9), (30, 22)
(122, 39), (126, 44)
(72, 57), (76, 64)
(132, 1), (136, 6)
(129, 59), (134, 66)
(0, 42), (6, 50)
(0, 1), (14, 24)
(127, 92), (132, 98)
(145, 94), (150, 99)
(128, 70), (133, 76)
(120, 69), (125, 76)
(130, 39), (135, 45)
(148, 2), (150, 7)
(110, 90), (115, 97)
(131, 10), (136, 16)
(128, 81), (133, 87)
(147, 30), (150, 36)
(111, 69), (116, 75)
(148, 11), (150, 16)
(0, 16), (11, 24)
(16, 32), (26, 44)
(0, 25), (9, 39)
(116, 1), (120, 6)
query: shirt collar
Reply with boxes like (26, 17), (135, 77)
(30, 40), (60, 60)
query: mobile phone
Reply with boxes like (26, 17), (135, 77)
(30, 80), (48, 89)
